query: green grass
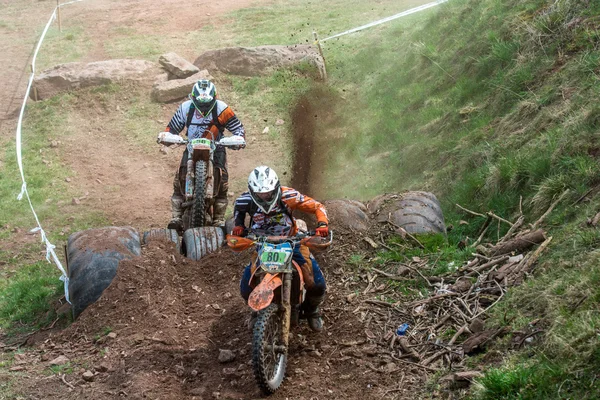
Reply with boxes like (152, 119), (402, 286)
(0, 92), (106, 335)
(0, 262), (63, 332)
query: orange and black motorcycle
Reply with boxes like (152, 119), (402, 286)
(226, 231), (332, 394)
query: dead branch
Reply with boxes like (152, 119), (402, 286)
(456, 204), (485, 218)
(471, 215), (492, 248)
(487, 211), (514, 227)
(488, 230), (546, 256)
(588, 212), (600, 227)
(407, 292), (459, 307)
(390, 353), (440, 372)
(398, 336), (421, 361)
(471, 281), (505, 320)
(371, 268), (408, 282)
(421, 350), (449, 366)
(520, 236), (553, 274)
(466, 256), (510, 276)
(532, 189), (570, 230)
(499, 214), (525, 243)
(448, 324), (469, 345)
(59, 374), (75, 390)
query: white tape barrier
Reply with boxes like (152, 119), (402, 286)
(321, 0), (448, 42)
(15, 0), (85, 304)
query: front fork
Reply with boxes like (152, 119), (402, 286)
(281, 273), (292, 348)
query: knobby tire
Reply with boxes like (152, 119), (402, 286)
(192, 161), (207, 228)
(252, 304), (287, 394)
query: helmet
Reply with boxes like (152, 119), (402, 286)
(248, 166), (281, 214)
(189, 79), (217, 115)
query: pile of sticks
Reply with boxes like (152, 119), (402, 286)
(358, 192), (568, 372)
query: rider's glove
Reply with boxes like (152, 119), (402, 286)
(232, 226), (245, 236)
(315, 222), (329, 237)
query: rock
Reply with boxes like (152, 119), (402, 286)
(82, 370), (95, 382)
(189, 387), (205, 396)
(72, 198), (80, 205)
(50, 140), (59, 148)
(95, 363), (109, 373)
(49, 355), (69, 366)
(194, 45), (326, 79)
(107, 332), (117, 339)
(222, 367), (237, 376)
(159, 52), (200, 79)
(218, 349), (235, 363)
(65, 177), (71, 183)
(275, 119), (285, 125)
(151, 70), (214, 103)
(262, 127), (269, 134)
(31, 59), (162, 100)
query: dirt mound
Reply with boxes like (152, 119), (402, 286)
(16, 233), (426, 399)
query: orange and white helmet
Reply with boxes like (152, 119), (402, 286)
(248, 166), (281, 214)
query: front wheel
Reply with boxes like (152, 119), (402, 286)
(192, 161), (207, 227)
(252, 304), (287, 394)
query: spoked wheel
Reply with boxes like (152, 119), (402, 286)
(252, 304), (287, 394)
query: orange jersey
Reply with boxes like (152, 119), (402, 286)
(233, 186), (328, 236)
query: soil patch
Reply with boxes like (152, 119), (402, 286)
(14, 230), (427, 399)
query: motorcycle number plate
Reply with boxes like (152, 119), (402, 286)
(190, 138), (211, 146)
(260, 243), (292, 271)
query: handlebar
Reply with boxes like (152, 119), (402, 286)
(156, 131), (246, 148)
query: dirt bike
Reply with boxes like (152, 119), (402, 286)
(157, 131), (245, 232)
(226, 230), (332, 394)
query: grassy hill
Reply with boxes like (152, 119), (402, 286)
(307, 0), (600, 398)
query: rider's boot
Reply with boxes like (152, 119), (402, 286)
(212, 198), (228, 227)
(167, 196), (184, 232)
(302, 294), (325, 333)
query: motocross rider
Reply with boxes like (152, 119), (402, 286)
(233, 166), (329, 332)
(163, 79), (245, 230)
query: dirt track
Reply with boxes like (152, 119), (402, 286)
(13, 228), (425, 399)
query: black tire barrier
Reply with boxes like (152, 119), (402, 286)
(142, 228), (181, 254)
(67, 226), (141, 319)
(182, 226), (225, 260)
(369, 192), (446, 234)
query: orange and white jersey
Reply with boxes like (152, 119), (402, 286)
(234, 186), (328, 236)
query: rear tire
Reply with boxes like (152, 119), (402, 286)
(192, 161), (207, 228)
(182, 227), (224, 260)
(252, 304), (287, 394)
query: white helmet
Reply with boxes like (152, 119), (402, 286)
(248, 166), (281, 214)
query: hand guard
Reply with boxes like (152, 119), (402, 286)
(232, 226), (245, 236)
(315, 222), (329, 237)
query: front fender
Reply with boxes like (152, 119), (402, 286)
(248, 273), (282, 311)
